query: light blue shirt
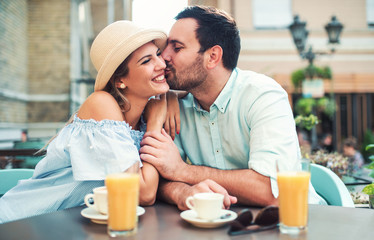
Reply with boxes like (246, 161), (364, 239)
(0, 115), (146, 223)
(174, 68), (326, 204)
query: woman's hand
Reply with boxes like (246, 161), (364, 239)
(164, 91), (181, 140)
(144, 94), (167, 132)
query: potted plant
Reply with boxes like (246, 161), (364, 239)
(316, 96), (336, 119)
(362, 144), (374, 209)
(291, 65), (332, 92)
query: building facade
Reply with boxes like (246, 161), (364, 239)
(213, 0), (374, 151)
(0, 0), (373, 151)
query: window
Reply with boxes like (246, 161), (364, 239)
(253, 0), (292, 29)
(367, 0), (374, 28)
(132, 0), (187, 33)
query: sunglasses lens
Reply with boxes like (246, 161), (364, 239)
(254, 206), (279, 226)
(229, 220), (245, 232)
(236, 209), (253, 227)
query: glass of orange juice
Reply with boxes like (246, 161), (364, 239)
(106, 162), (140, 237)
(277, 158), (310, 234)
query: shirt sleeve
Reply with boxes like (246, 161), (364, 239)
(68, 123), (141, 181)
(173, 98), (188, 162)
(173, 133), (187, 162)
(246, 84), (301, 198)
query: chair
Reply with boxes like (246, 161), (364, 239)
(0, 169), (34, 196)
(310, 163), (354, 207)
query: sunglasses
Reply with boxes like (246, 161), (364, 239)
(228, 205), (279, 236)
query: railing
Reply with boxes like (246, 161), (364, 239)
(0, 149), (46, 169)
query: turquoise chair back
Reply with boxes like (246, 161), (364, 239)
(310, 163), (354, 207)
(0, 169), (34, 196)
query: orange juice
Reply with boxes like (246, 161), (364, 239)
(106, 172), (140, 234)
(277, 171), (310, 227)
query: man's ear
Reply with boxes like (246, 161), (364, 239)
(205, 45), (223, 69)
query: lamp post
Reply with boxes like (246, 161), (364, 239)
(289, 15), (344, 67)
(289, 15), (343, 152)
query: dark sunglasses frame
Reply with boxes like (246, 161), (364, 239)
(228, 205), (279, 236)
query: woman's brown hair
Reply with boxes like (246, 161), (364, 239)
(38, 54), (134, 153)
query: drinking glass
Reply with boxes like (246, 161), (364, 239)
(106, 162), (140, 237)
(277, 158), (310, 234)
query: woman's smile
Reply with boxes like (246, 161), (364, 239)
(152, 74), (166, 83)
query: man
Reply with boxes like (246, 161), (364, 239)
(140, 6), (325, 210)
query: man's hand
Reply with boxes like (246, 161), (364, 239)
(168, 179), (237, 211)
(140, 129), (186, 180)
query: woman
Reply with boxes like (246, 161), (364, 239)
(0, 21), (169, 223)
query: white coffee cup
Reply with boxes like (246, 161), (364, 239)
(185, 192), (224, 220)
(84, 186), (108, 215)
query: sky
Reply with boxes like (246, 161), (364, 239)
(132, 0), (187, 33)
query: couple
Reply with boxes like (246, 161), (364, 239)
(0, 6), (324, 224)
(140, 6), (325, 210)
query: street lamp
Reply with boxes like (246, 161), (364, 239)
(289, 15), (344, 66)
(289, 15), (343, 150)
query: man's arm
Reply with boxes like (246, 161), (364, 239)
(177, 166), (277, 206)
(140, 130), (277, 207)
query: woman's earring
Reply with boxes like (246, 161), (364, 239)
(120, 83), (126, 89)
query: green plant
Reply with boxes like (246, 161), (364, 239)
(362, 184), (374, 196)
(291, 69), (305, 91)
(295, 98), (316, 116)
(362, 144), (374, 196)
(295, 114), (319, 131)
(291, 65), (332, 90)
(362, 130), (374, 163)
(316, 96), (337, 119)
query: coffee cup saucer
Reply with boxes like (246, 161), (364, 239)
(81, 206), (145, 224)
(180, 209), (237, 228)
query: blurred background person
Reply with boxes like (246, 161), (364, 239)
(343, 137), (364, 174)
(320, 133), (333, 153)
(297, 129), (311, 157)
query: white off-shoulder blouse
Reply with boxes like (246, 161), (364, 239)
(0, 115), (146, 223)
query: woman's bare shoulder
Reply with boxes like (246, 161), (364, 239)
(77, 91), (124, 121)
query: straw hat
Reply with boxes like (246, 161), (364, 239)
(90, 20), (167, 91)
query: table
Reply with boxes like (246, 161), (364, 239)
(0, 202), (373, 240)
(343, 175), (372, 186)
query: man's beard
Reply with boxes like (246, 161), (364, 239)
(166, 54), (207, 91)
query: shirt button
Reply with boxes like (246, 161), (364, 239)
(211, 122), (214, 125)
(216, 150), (219, 153)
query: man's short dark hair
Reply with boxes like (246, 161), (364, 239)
(175, 5), (241, 70)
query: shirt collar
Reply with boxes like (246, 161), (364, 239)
(192, 68), (238, 113)
(212, 68), (238, 113)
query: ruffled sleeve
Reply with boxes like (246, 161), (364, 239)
(67, 116), (142, 181)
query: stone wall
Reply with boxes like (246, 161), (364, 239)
(0, 0), (70, 125)
(0, 0), (28, 123)
(27, 0), (71, 122)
